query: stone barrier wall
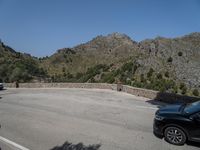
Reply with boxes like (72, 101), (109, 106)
(5, 83), (117, 90)
(122, 85), (158, 99)
(4, 83), (199, 103)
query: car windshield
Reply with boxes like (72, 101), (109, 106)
(184, 101), (200, 114)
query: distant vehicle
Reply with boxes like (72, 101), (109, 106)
(0, 82), (3, 90)
(0, 79), (4, 90)
(154, 101), (200, 145)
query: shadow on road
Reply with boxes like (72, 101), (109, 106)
(186, 141), (200, 148)
(154, 92), (199, 104)
(50, 141), (101, 150)
(146, 91), (200, 108)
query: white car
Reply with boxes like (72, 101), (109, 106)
(0, 83), (4, 90)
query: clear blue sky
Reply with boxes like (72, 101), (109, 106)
(0, 0), (200, 57)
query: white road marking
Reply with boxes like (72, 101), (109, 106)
(0, 136), (30, 150)
(135, 105), (158, 110)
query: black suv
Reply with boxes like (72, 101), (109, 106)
(154, 101), (200, 145)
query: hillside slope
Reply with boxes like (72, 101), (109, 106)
(136, 33), (200, 88)
(0, 41), (47, 82)
(40, 33), (139, 75)
(1, 32), (200, 96)
(39, 32), (200, 96)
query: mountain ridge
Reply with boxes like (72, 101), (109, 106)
(0, 32), (200, 96)
(48, 32), (200, 57)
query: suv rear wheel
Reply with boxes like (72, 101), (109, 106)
(164, 126), (186, 145)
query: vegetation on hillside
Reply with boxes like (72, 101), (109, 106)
(0, 42), (47, 82)
(1, 32), (200, 97)
(47, 61), (199, 97)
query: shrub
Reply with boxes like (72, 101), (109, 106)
(178, 51), (183, 56)
(172, 85), (178, 93)
(121, 62), (133, 72)
(167, 57), (173, 63)
(10, 67), (31, 82)
(67, 73), (73, 79)
(89, 77), (96, 83)
(101, 72), (115, 83)
(119, 73), (127, 84)
(159, 87), (166, 93)
(164, 71), (169, 78)
(132, 81), (143, 88)
(15, 52), (21, 58)
(69, 58), (72, 62)
(179, 83), (186, 90)
(157, 73), (163, 79)
(126, 79), (131, 85)
(193, 89), (199, 96)
(62, 67), (66, 73)
(77, 65), (106, 82)
(140, 74), (145, 83)
(75, 73), (83, 79)
(164, 79), (176, 90)
(63, 72), (67, 77)
(133, 64), (139, 74)
(181, 86), (187, 95)
(147, 68), (154, 78)
(101, 65), (110, 72)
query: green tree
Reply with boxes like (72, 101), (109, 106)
(178, 52), (183, 56)
(164, 71), (169, 78)
(62, 67), (66, 73)
(10, 67), (31, 82)
(140, 74), (145, 83)
(67, 73), (73, 79)
(121, 62), (133, 72)
(167, 57), (173, 63)
(181, 86), (187, 95)
(89, 77), (96, 83)
(147, 68), (154, 78)
(180, 83), (186, 90)
(172, 85), (178, 93)
(193, 89), (199, 96)
(157, 73), (163, 79)
(75, 73), (83, 79)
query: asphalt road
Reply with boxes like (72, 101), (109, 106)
(0, 141), (16, 150)
(0, 88), (199, 150)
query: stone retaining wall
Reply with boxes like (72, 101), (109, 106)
(5, 83), (117, 90)
(122, 85), (158, 99)
(4, 83), (199, 103)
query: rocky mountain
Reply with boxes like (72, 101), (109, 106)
(1, 32), (200, 96)
(40, 33), (139, 74)
(137, 33), (200, 88)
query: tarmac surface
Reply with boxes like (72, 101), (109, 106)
(0, 88), (199, 150)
